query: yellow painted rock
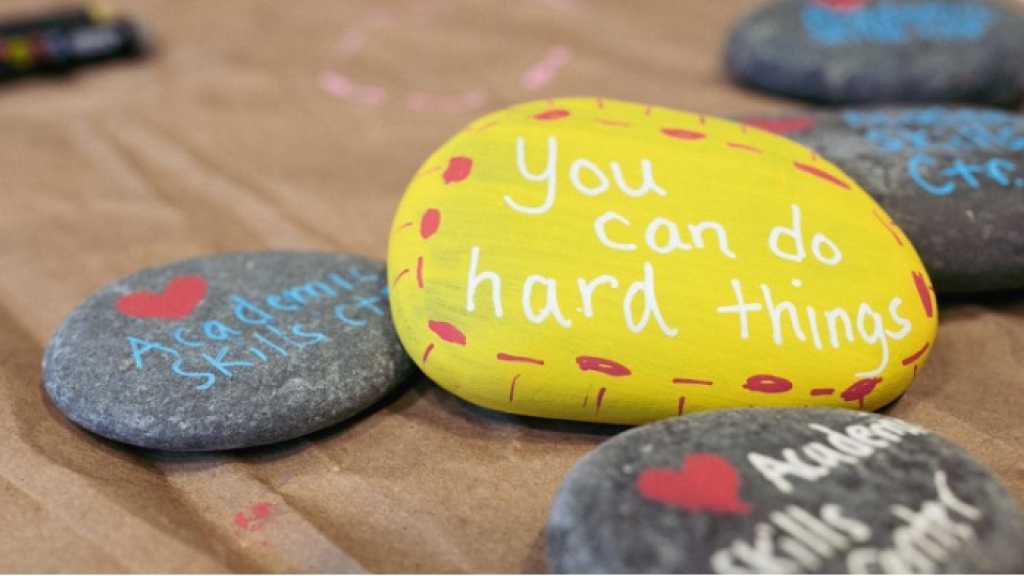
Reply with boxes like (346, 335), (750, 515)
(387, 97), (938, 424)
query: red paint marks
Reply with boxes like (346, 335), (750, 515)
(415, 256), (424, 289)
(234, 502), (274, 532)
(534, 109), (570, 121)
(793, 161), (851, 190)
(496, 353), (545, 365)
(576, 356), (631, 377)
(636, 454), (753, 515)
(672, 378), (714, 386)
(661, 128), (706, 141)
(509, 374), (520, 403)
(422, 342), (435, 364)
(595, 387), (607, 412)
(810, 388), (836, 397)
(428, 320), (467, 345)
(582, 394), (589, 409)
(392, 268), (410, 288)
(874, 210), (904, 247)
(727, 142), (763, 153)
(901, 342), (931, 366)
(644, 104), (653, 116)
(595, 97), (604, 109)
(395, 221), (413, 231)
(116, 275), (208, 320)
(841, 377), (883, 409)
(913, 271), (935, 318)
(594, 119), (630, 128)
(677, 396), (687, 416)
(699, 115), (707, 126)
(443, 156), (473, 184)
(743, 374), (794, 394)
(420, 208), (441, 239)
(816, 0), (868, 11)
(743, 116), (817, 135)
(416, 166), (441, 179)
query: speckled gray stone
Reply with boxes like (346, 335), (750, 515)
(43, 251), (414, 451)
(738, 106), (1024, 294)
(726, 0), (1024, 107)
(547, 408), (1024, 574)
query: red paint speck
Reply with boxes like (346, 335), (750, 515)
(672, 378), (714, 386)
(901, 342), (931, 366)
(535, 109), (570, 121)
(816, 0), (868, 11)
(874, 210), (904, 247)
(743, 116), (818, 134)
(416, 256), (424, 289)
(391, 268), (409, 288)
(428, 320), (467, 345)
(576, 356), (631, 377)
(913, 271), (935, 318)
(443, 156), (473, 184)
(793, 161), (851, 190)
(420, 209), (441, 239)
(509, 374), (520, 403)
(422, 342), (435, 364)
(743, 374), (794, 394)
(810, 388), (836, 397)
(234, 502), (274, 532)
(678, 396), (687, 416)
(496, 353), (545, 365)
(726, 142), (763, 153)
(661, 128), (706, 141)
(595, 387), (607, 412)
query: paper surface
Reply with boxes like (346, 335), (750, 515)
(1, 0), (1022, 572)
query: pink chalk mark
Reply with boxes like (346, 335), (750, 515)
(662, 128), (706, 141)
(422, 342), (435, 364)
(576, 356), (631, 377)
(320, 71), (388, 106)
(810, 388), (835, 397)
(521, 45), (572, 90)
(794, 161), (850, 190)
(420, 208), (441, 239)
(901, 342), (931, 366)
(496, 353), (545, 365)
(234, 502), (274, 532)
(428, 320), (467, 345)
(727, 142), (762, 153)
(391, 268), (410, 288)
(913, 271), (935, 318)
(874, 210), (904, 247)
(672, 378), (714, 386)
(415, 256), (424, 289)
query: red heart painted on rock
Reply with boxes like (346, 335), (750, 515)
(116, 275), (208, 320)
(636, 453), (753, 514)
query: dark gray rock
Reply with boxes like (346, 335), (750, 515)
(43, 251), (414, 451)
(726, 0), (1024, 107)
(547, 408), (1024, 574)
(738, 106), (1024, 293)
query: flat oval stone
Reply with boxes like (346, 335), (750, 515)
(726, 0), (1024, 107)
(547, 408), (1024, 573)
(43, 251), (413, 450)
(741, 106), (1024, 293)
(387, 97), (938, 425)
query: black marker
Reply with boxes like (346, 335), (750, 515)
(0, 17), (147, 82)
(0, 3), (111, 36)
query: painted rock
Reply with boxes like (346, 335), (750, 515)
(741, 106), (1024, 293)
(387, 97), (938, 425)
(43, 251), (413, 450)
(547, 408), (1024, 573)
(725, 0), (1024, 107)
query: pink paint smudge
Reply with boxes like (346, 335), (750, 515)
(320, 71), (388, 106)
(521, 45), (572, 90)
(234, 502), (274, 532)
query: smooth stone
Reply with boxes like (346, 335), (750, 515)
(547, 408), (1024, 573)
(387, 97), (938, 425)
(740, 106), (1024, 293)
(43, 251), (413, 450)
(725, 0), (1024, 107)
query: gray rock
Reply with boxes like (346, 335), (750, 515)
(726, 0), (1024, 107)
(547, 408), (1024, 573)
(43, 251), (414, 451)
(738, 106), (1024, 293)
